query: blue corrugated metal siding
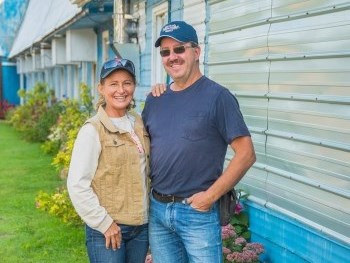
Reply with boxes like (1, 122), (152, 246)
(247, 201), (350, 263)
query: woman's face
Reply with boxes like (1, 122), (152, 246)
(98, 69), (135, 117)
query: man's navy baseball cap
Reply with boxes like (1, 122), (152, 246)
(100, 58), (135, 80)
(154, 21), (198, 47)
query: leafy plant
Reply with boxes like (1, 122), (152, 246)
(8, 83), (60, 142)
(45, 83), (94, 176)
(35, 187), (83, 226)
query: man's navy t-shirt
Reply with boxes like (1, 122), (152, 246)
(142, 76), (250, 197)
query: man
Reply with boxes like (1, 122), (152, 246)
(142, 20), (256, 263)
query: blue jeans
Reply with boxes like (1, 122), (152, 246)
(149, 193), (222, 263)
(86, 223), (149, 263)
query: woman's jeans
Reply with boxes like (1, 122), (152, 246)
(85, 223), (149, 263)
(149, 193), (222, 263)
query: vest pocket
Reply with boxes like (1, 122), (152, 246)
(104, 139), (126, 166)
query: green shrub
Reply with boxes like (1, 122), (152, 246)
(8, 83), (60, 142)
(45, 83), (94, 175)
(35, 187), (83, 226)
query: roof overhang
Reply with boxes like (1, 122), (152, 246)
(9, 0), (113, 59)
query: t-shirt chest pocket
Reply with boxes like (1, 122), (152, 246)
(181, 111), (208, 141)
(104, 138), (127, 166)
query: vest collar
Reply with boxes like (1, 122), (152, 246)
(97, 106), (139, 134)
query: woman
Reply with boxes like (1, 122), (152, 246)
(67, 58), (150, 263)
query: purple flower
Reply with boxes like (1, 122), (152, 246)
(234, 202), (244, 214)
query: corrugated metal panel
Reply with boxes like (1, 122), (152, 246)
(207, 0), (350, 247)
(183, 0), (206, 72)
(248, 201), (350, 263)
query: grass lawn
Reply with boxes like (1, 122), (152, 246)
(0, 121), (88, 262)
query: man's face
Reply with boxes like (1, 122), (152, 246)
(159, 38), (200, 84)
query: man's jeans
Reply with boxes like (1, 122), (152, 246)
(86, 223), (149, 263)
(149, 193), (222, 263)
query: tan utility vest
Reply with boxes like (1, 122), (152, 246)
(86, 106), (150, 225)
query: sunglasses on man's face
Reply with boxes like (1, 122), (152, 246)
(159, 45), (195, 57)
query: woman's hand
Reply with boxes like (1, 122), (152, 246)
(150, 83), (166, 97)
(104, 222), (122, 250)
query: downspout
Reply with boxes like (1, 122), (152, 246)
(168, 0), (172, 21)
(112, 0), (140, 81)
(114, 0), (129, 44)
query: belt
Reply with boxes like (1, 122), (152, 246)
(152, 189), (186, 203)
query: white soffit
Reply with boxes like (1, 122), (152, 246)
(9, 0), (81, 58)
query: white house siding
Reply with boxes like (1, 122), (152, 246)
(183, 0), (206, 73)
(207, 0), (350, 246)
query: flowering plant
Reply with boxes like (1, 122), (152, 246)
(222, 190), (264, 263)
(0, 99), (14, 119)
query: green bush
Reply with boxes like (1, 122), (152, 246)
(35, 187), (83, 226)
(8, 83), (60, 142)
(47, 83), (94, 174)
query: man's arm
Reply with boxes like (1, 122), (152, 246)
(187, 135), (256, 211)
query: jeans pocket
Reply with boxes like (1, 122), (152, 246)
(189, 204), (211, 213)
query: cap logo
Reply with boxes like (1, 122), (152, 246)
(162, 24), (180, 33)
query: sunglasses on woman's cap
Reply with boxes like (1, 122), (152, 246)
(100, 58), (135, 79)
(159, 44), (196, 57)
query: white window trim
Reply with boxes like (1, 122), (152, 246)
(151, 2), (168, 86)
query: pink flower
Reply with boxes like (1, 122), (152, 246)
(221, 224), (237, 239)
(243, 242), (265, 254)
(235, 237), (247, 245)
(223, 246), (232, 254)
(226, 250), (259, 263)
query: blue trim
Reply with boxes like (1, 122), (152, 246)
(245, 201), (350, 262)
(1, 63), (20, 104)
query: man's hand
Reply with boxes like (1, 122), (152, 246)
(186, 191), (215, 212)
(104, 222), (122, 250)
(150, 83), (166, 97)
